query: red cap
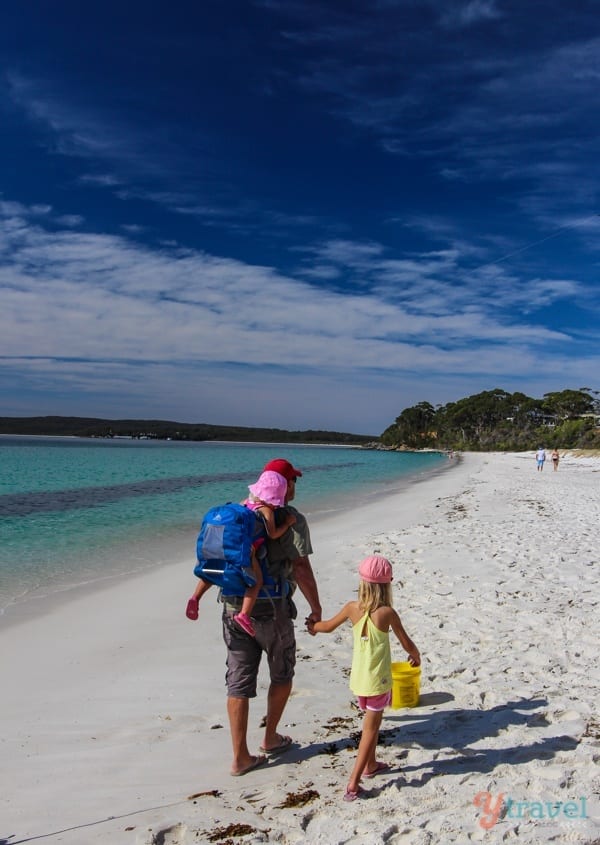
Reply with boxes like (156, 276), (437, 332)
(263, 458), (302, 481)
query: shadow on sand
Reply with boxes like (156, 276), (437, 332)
(274, 695), (580, 789)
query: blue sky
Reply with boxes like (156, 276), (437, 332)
(1, 1), (599, 435)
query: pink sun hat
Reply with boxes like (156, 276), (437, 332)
(358, 555), (393, 584)
(248, 470), (288, 507)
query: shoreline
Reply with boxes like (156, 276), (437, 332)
(1, 452), (598, 844)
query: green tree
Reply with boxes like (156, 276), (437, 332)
(380, 386), (600, 451)
(439, 389), (513, 446)
(542, 389), (594, 420)
(385, 401), (437, 448)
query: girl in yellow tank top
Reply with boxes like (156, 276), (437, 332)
(309, 555), (421, 803)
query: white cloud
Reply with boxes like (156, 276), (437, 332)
(0, 210), (584, 349)
(54, 214), (84, 227)
(0, 238), (564, 367)
(1, 202), (598, 430)
(440, 0), (502, 29)
(80, 174), (123, 187)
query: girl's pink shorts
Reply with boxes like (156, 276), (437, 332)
(357, 691), (392, 711)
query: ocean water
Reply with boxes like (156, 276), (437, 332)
(0, 437), (447, 614)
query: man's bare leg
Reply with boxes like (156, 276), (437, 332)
(262, 680), (292, 751)
(227, 695), (264, 775)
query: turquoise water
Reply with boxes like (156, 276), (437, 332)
(0, 437), (446, 613)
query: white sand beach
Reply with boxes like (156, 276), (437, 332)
(1, 452), (599, 844)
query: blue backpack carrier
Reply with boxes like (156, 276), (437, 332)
(194, 503), (284, 599)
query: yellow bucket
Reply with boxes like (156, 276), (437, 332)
(391, 661), (421, 708)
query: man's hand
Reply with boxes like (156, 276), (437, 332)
(305, 610), (321, 636)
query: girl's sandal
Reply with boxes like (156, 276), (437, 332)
(362, 761), (389, 778)
(343, 785), (364, 802)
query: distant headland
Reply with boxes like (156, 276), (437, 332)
(0, 416), (377, 446)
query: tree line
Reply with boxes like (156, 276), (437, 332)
(380, 388), (600, 451)
(0, 415), (375, 445)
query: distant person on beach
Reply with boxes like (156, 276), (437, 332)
(536, 447), (547, 471)
(308, 555), (420, 802)
(551, 449), (560, 471)
(219, 458), (322, 776)
(185, 470), (297, 637)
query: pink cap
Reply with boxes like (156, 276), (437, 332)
(263, 458), (302, 480)
(358, 555), (393, 584)
(248, 470), (288, 507)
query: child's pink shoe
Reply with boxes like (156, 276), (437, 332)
(186, 598), (199, 620)
(234, 612), (255, 637)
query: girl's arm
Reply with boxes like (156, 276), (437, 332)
(388, 608), (421, 666)
(309, 601), (354, 634)
(260, 506), (296, 539)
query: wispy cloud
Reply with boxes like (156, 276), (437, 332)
(7, 72), (140, 162)
(281, 7), (600, 224)
(5, 70), (326, 241)
(439, 0), (503, 29)
(1, 203), (593, 377)
(1, 216), (598, 429)
(6, 71), (230, 212)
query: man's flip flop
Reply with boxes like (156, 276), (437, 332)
(362, 761), (390, 778)
(259, 734), (293, 755)
(230, 754), (267, 777)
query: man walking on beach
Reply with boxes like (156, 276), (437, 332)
(221, 458), (322, 776)
(536, 447), (547, 472)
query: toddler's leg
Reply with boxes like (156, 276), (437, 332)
(234, 557), (263, 636)
(234, 585), (259, 636)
